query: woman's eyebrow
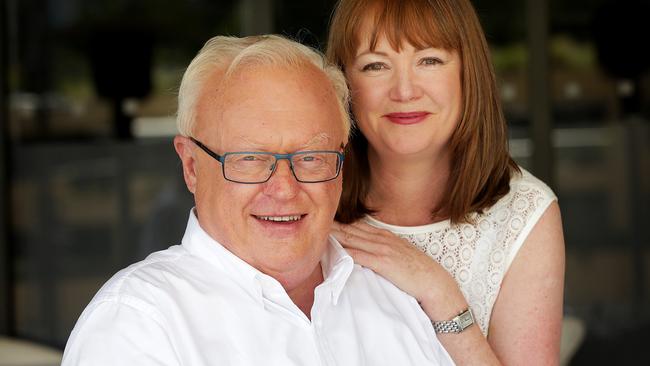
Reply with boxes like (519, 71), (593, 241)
(355, 49), (390, 58)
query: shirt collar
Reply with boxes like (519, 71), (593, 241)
(180, 209), (354, 305)
(181, 209), (259, 289)
(321, 235), (354, 305)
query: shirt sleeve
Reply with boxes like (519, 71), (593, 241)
(62, 297), (181, 366)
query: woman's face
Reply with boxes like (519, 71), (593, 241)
(346, 29), (462, 161)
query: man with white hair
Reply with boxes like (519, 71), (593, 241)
(62, 35), (453, 365)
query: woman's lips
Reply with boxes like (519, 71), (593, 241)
(384, 112), (430, 125)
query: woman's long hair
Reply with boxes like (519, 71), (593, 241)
(327, 0), (519, 224)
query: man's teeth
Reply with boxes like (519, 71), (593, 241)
(257, 215), (302, 222)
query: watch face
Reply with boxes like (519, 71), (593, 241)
(458, 310), (474, 329)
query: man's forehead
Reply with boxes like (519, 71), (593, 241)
(228, 132), (335, 149)
(216, 62), (324, 89)
(195, 62), (344, 146)
(200, 64), (331, 111)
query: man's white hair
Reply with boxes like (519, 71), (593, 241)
(177, 35), (350, 140)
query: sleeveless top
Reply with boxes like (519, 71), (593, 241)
(365, 168), (557, 335)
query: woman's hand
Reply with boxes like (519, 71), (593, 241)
(332, 220), (502, 365)
(331, 220), (466, 315)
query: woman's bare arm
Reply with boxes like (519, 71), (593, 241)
(488, 201), (565, 365)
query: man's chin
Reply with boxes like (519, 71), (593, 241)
(253, 251), (324, 289)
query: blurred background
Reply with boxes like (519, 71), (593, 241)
(0, 0), (648, 365)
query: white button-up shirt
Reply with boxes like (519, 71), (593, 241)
(63, 211), (454, 365)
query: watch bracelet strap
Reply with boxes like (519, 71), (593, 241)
(432, 319), (461, 333)
(431, 308), (474, 334)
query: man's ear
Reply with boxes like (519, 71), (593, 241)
(174, 135), (198, 194)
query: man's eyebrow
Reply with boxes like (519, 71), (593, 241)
(299, 133), (332, 149)
(233, 136), (268, 149)
(231, 133), (335, 151)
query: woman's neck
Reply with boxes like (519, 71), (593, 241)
(366, 147), (450, 226)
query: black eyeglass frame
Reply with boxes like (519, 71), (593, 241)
(189, 137), (345, 184)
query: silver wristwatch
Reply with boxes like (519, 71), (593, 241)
(432, 308), (474, 334)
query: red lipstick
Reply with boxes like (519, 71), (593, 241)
(384, 112), (430, 125)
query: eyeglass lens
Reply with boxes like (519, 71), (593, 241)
(223, 152), (340, 183)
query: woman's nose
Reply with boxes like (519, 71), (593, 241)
(389, 67), (422, 102)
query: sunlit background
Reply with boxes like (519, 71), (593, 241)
(0, 0), (649, 365)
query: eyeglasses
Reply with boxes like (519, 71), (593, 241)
(190, 137), (345, 184)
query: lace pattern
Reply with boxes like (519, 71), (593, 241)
(366, 168), (556, 335)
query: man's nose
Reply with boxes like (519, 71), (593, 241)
(262, 159), (300, 200)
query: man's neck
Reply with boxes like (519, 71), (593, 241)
(286, 263), (324, 320)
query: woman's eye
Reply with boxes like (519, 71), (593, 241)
(420, 57), (442, 66)
(361, 62), (387, 72)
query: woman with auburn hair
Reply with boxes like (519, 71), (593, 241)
(327, 0), (565, 364)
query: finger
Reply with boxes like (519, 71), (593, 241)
(330, 227), (362, 246)
(331, 227), (388, 253)
(333, 231), (409, 265)
(349, 220), (402, 240)
(335, 222), (387, 243)
(332, 224), (384, 247)
(340, 223), (413, 254)
(343, 247), (380, 271)
(332, 221), (381, 242)
(330, 226), (356, 246)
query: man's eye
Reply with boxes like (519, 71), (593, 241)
(234, 155), (270, 163)
(294, 154), (327, 167)
(298, 155), (322, 163)
(362, 62), (386, 71)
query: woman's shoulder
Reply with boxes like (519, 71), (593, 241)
(489, 167), (557, 212)
(469, 167), (557, 231)
(511, 167), (556, 198)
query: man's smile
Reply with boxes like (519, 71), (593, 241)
(254, 214), (306, 222)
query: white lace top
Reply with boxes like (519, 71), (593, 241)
(365, 168), (556, 335)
